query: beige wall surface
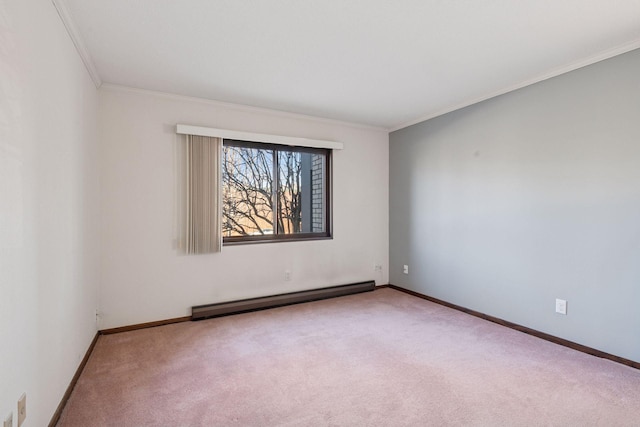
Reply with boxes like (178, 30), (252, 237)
(97, 86), (389, 330)
(0, 0), (100, 425)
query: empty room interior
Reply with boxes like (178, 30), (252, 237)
(2, 0), (640, 426)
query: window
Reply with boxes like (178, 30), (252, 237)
(222, 139), (331, 243)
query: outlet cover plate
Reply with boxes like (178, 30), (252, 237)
(3, 412), (13, 427)
(17, 393), (25, 427)
(555, 299), (567, 315)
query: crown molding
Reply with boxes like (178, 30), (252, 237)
(100, 84), (388, 133)
(390, 38), (640, 132)
(52, 0), (102, 88)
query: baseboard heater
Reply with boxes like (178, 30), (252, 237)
(191, 281), (375, 320)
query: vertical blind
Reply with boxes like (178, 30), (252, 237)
(184, 135), (222, 254)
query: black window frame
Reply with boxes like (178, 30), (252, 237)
(222, 139), (333, 245)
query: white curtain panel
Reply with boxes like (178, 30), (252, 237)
(184, 134), (222, 254)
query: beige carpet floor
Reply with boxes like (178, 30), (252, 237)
(57, 288), (640, 426)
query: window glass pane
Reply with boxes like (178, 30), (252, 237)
(222, 145), (274, 236)
(277, 150), (325, 234)
(277, 150), (302, 234)
(222, 140), (330, 243)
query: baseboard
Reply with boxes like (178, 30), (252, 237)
(48, 331), (100, 427)
(387, 284), (640, 370)
(99, 316), (192, 335)
(101, 283), (379, 334)
(192, 281), (376, 320)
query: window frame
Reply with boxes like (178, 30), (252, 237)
(222, 139), (333, 245)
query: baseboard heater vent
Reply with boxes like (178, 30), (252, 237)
(191, 281), (375, 321)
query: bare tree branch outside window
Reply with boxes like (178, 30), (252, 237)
(222, 146), (274, 236)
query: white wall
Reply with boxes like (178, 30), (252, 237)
(0, 0), (100, 426)
(98, 86), (389, 329)
(389, 48), (640, 362)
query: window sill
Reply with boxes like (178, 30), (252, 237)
(223, 235), (333, 246)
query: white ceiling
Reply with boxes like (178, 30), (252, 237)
(59, 0), (640, 130)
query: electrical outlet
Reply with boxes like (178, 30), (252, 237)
(3, 412), (12, 427)
(555, 299), (567, 315)
(17, 394), (25, 427)
(403, 265), (409, 274)
(374, 263), (382, 272)
(284, 270), (291, 281)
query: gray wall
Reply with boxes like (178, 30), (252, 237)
(389, 48), (640, 362)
